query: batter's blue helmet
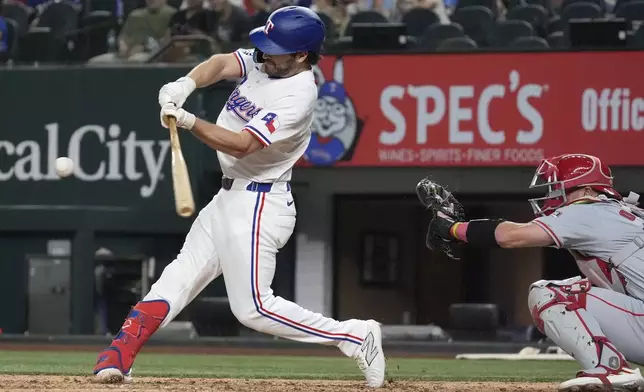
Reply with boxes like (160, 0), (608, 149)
(249, 6), (326, 56)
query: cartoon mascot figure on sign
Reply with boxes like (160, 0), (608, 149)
(304, 58), (360, 166)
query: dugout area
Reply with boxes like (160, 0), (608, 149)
(332, 193), (553, 336)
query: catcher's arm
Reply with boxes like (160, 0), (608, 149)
(492, 222), (555, 248)
(415, 178), (554, 258)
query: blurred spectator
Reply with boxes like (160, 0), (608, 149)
(357, 0), (396, 17)
(312, 0), (353, 37)
(206, 0), (251, 52)
(244, 0), (272, 15)
(169, 0), (210, 35)
(0, 15), (7, 54)
(89, 0), (176, 63)
(420, 0), (450, 22)
(246, 0), (293, 25)
(388, 0), (414, 20)
(394, 0), (449, 23)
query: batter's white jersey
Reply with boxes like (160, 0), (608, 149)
(142, 48), (372, 357)
(533, 197), (644, 299)
(215, 49), (317, 182)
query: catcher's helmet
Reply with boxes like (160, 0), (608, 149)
(528, 154), (620, 216)
(249, 6), (325, 57)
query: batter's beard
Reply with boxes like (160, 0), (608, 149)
(263, 58), (296, 78)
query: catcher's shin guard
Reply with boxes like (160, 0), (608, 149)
(93, 300), (169, 382)
(528, 278), (630, 378)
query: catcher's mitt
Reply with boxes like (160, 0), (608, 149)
(415, 177), (466, 260)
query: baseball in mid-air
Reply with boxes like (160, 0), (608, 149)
(55, 157), (74, 178)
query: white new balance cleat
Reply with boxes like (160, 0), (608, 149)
(558, 367), (644, 392)
(354, 320), (386, 388)
(94, 367), (133, 384)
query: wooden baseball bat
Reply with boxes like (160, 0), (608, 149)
(167, 116), (195, 218)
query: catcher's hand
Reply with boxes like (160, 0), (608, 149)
(415, 177), (466, 260)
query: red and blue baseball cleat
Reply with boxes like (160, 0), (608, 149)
(93, 346), (133, 383)
(92, 300), (169, 383)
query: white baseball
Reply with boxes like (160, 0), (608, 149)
(55, 157), (74, 178)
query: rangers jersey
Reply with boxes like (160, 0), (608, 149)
(215, 48), (317, 182)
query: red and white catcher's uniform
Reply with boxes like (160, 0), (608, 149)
(530, 197), (644, 391)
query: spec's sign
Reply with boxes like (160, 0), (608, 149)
(299, 51), (644, 167)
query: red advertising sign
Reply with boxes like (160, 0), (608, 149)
(299, 51), (644, 167)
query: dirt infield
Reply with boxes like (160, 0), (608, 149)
(0, 375), (558, 392)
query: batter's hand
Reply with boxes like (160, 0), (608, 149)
(161, 104), (196, 131)
(158, 76), (196, 127)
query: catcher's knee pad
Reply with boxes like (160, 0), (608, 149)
(528, 277), (626, 371)
(528, 276), (590, 333)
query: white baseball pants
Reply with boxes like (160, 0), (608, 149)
(143, 179), (366, 357)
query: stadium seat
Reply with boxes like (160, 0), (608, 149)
(16, 27), (61, 63)
(325, 35), (352, 51)
(455, 0), (499, 18)
(1, 1), (30, 35)
(546, 15), (565, 34)
(316, 12), (336, 39)
(419, 22), (466, 51)
(81, 10), (114, 27)
(344, 11), (387, 36)
(614, 0), (636, 12)
(561, 0), (605, 12)
(510, 35), (550, 49)
(615, 1), (644, 22)
(560, 2), (602, 22)
(167, 0), (182, 9)
(89, 0), (118, 13)
(508, 0), (555, 15)
(489, 20), (534, 47)
(450, 5), (495, 46)
(35, 0), (80, 40)
(402, 7), (439, 37)
(629, 24), (644, 47)
(89, 0), (139, 20)
(547, 31), (569, 48)
(506, 5), (548, 36)
(74, 10), (116, 60)
(435, 36), (478, 51)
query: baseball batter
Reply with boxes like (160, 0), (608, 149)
(418, 153), (644, 392)
(92, 6), (385, 388)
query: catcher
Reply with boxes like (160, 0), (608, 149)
(417, 153), (644, 392)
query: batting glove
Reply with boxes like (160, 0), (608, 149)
(161, 103), (196, 131)
(158, 76), (196, 127)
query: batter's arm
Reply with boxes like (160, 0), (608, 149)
(187, 53), (245, 88)
(190, 118), (263, 158)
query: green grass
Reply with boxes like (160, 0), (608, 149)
(0, 350), (584, 382)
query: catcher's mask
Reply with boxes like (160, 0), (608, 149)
(528, 154), (620, 217)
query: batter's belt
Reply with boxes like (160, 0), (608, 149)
(221, 177), (291, 193)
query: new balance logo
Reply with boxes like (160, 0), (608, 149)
(361, 332), (379, 366)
